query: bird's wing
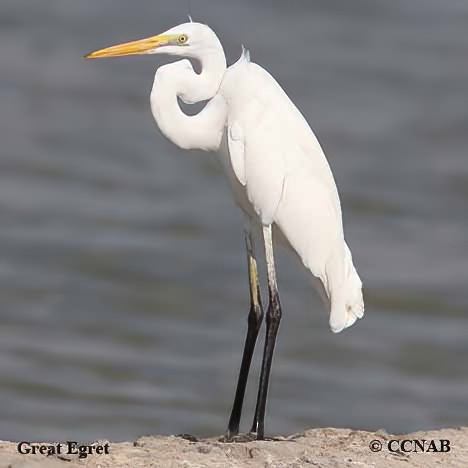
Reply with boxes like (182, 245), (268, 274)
(223, 59), (339, 225)
(223, 59), (340, 228)
(223, 60), (363, 332)
(227, 121), (246, 185)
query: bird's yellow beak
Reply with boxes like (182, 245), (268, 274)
(84, 34), (177, 59)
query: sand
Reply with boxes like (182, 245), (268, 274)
(1, 427), (467, 467)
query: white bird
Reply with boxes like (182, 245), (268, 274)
(85, 21), (364, 441)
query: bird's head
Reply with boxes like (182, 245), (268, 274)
(85, 22), (222, 60)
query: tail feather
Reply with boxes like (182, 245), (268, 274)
(326, 245), (364, 333)
(329, 276), (364, 333)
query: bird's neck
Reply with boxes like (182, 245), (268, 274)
(150, 47), (228, 151)
(180, 47), (227, 103)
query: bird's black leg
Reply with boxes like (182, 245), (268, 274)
(251, 224), (282, 440)
(225, 221), (264, 440)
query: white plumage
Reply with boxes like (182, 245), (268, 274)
(221, 53), (363, 332)
(86, 21), (364, 439)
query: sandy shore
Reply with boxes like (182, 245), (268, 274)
(1, 427), (466, 467)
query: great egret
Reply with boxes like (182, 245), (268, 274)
(86, 21), (364, 441)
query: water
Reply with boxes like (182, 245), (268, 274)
(0, 0), (467, 442)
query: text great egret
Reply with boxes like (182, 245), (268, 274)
(86, 21), (364, 440)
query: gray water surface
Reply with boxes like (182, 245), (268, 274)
(0, 0), (467, 441)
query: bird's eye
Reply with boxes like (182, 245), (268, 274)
(178, 34), (188, 45)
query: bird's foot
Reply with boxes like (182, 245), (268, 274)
(219, 432), (263, 443)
